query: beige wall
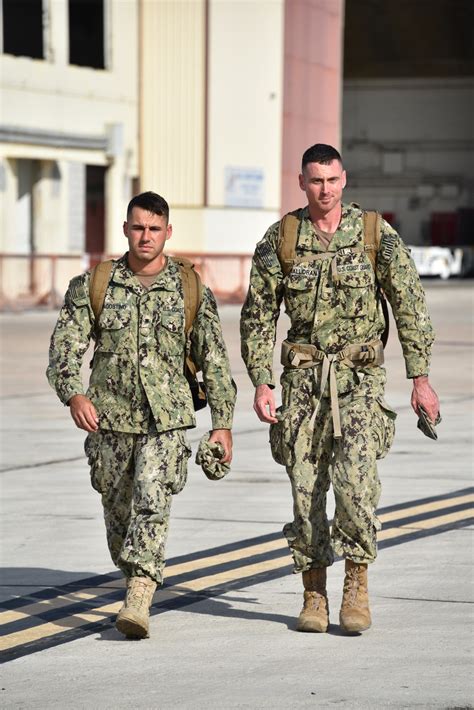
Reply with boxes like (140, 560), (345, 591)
(140, 0), (285, 255)
(207, 0), (284, 210)
(139, 0), (206, 208)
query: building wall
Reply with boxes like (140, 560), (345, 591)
(281, 0), (345, 215)
(1, 0), (347, 302)
(140, 0), (285, 255)
(342, 78), (474, 244)
(204, 0), (285, 251)
(0, 0), (138, 293)
(139, 0), (206, 207)
(207, 0), (284, 210)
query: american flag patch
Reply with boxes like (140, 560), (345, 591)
(69, 281), (87, 302)
(381, 234), (397, 263)
(256, 241), (277, 269)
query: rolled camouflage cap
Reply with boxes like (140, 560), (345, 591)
(417, 405), (442, 440)
(195, 433), (230, 480)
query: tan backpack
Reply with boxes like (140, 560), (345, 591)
(277, 209), (390, 346)
(89, 256), (207, 410)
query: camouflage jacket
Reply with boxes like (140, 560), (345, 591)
(47, 255), (236, 433)
(240, 203), (434, 393)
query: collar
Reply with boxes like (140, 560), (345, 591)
(297, 203), (363, 252)
(111, 253), (178, 294)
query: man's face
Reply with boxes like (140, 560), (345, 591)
(298, 160), (346, 215)
(123, 207), (172, 264)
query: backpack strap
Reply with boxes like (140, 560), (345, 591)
(278, 208), (383, 277)
(170, 256), (203, 336)
(170, 256), (204, 382)
(363, 210), (389, 348)
(363, 210), (382, 270)
(278, 211), (300, 276)
(89, 260), (114, 322)
(89, 256), (203, 336)
(277, 207), (390, 347)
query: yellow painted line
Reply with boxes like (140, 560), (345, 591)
(0, 541), (286, 629)
(379, 494), (474, 523)
(2, 504), (471, 654)
(171, 554), (290, 593)
(166, 537), (285, 577)
(0, 609), (31, 625)
(0, 543), (274, 628)
(400, 508), (473, 530)
(378, 509), (472, 540)
(378, 526), (414, 541)
(0, 556), (291, 652)
(0, 602), (123, 652)
(0, 589), (111, 627)
(4, 499), (469, 626)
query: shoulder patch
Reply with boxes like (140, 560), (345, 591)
(255, 240), (280, 272)
(68, 276), (89, 306)
(379, 233), (398, 264)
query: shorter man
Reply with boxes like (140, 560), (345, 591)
(47, 191), (236, 639)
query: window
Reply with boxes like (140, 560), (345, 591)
(85, 165), (106, 256)
(68, 0), (105, 69)
(2, 0), (44, 59)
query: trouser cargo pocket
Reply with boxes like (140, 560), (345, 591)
(168, 429), (192, 494)
(269, 409), (285, 466)
(374, 398), (397, 459)
(84, 432), (104, 493)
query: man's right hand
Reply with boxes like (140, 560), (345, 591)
(68, 394), (99, 432)
(253, 384), (278, 423)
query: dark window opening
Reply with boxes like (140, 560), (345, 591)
(86, 165), (106, 260)
(344, 0), (474, 79)
(3, 0), (44, 59)
(69, 0), (105, 69)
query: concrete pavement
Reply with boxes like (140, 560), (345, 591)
(0, 280), (473, 709)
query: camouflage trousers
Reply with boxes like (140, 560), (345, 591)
(84, 426), (191, 584)
(274, 370), (396, 572)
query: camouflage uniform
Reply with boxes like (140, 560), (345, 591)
(48, 255), (235, 584)
(240, 203), (434, 571)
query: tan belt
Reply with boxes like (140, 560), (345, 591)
(281, 339), (384, 438)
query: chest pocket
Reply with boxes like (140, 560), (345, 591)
(335, 250), (376, 319)
(96, 308), (131, 352)
(284, 268), (318, 324)
(160, 310), (184, 334)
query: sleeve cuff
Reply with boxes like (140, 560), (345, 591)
(248, 368), (275, 388)
(405, 361), (431, 379)
(211, 412), (234, 430)
(58, 385), (84, 406)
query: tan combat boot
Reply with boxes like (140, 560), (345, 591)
(296, 567), (329, 633)
(115, 576), (157, 639)
(339, 559), (371, 633)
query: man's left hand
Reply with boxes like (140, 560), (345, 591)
(209, 429), (233, 464)
(411, 376), (440, 422)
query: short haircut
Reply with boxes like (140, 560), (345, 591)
(126, 191), (169, 221)
(302, 144), (343, 171)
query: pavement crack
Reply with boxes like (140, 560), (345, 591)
(378, 595), (473, 604)
(0, 456), (83, 474)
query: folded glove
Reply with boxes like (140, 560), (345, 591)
(195, 433), (230, 480)
(417, 405), (442, 440)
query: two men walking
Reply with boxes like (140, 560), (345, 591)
(48, 145), (439, 637)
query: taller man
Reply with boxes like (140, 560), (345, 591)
(240, 144), (439, 634)
(48, 191), (236, 639)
